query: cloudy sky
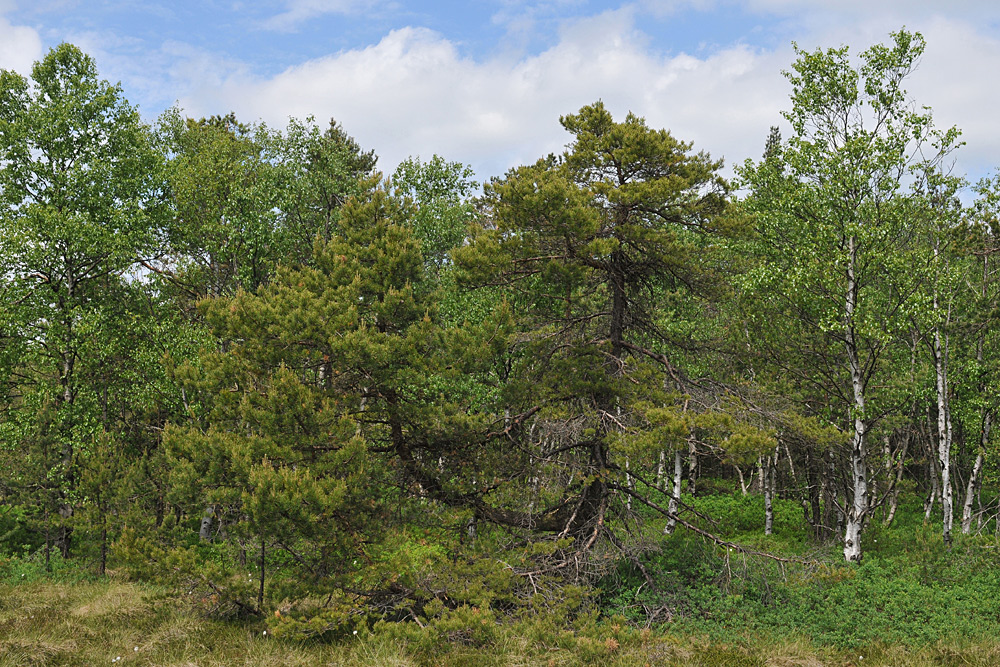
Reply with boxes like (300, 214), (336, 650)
(2, 1), (1000, 185)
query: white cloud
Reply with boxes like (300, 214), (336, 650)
(175, 8), (790, 181)
(0, 14), (42, 75)
(898, 17), (1000, 178)
(727, 8), (1000, 178)
(262, 0), (386, 32)
(136, 1), (1000, 186)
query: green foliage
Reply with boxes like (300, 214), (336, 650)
(0, 43), (171, 560)
(690, 493), (804, 538)
(452, 100), (730, 549)
(598, 495), (1000, 650)
(734, 29), (966, 561)
(0, 549), (93, 585)
(155, 109), (285, 301)
(277, 115), (378, 264)
(392, 154), (477, 279)
(145, 175), (515, 625)
(11, 36), (1000, 661)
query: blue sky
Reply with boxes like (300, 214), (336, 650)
(3, 1), (1000, 184)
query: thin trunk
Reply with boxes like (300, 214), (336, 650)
(688, 439), (698, 497)
(625, 457), (633, 511)
(763, 447), (778, 536)
(825, 450), (843, 541)
(465, 516), (477, 543)
(924, 451), (939, 522)
(962, 412), (990, 534)
(843, 235), (868, 562)
(887, 333), (919, 527)
(963, 255), (993, 536)
(664, 450), (683, 534)
(657, 450), (666, 491)
(57, 353), (75, 559)
(735, 465), (752, 496)
(257, 540), (266, 613)
(57, 273), (76, 560)
(783, 440), (798, 492)
(933, 251), (954, 544)
(874, 435), (889, 518)
(884, 494), (900, 527)
(884, 432), (909, 527)
(819, 453), (831, 539)
(804, 448), (822, 539)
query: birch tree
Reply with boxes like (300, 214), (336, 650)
(954, 175), (1000, 534)
(912, 176), (965, 545)
(738, 30), (960, 561)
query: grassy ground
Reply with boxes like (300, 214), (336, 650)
(2, 578), (1000, 666)
(4, 493), (1000, 665)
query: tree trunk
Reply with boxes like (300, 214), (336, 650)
(884, 431), (909, 527)
(56, 273), (77, 560)
(664, 450), (683, 534)
(783, 440), (798, 493)
(763, 447), (778, 536)
(624, 457), (633, 511)
(735, 464), (752, 496)
(933, 284), (954, 544)
(962, 412), (990, 535)
(57, 354), (75, 559)
(821, 450), (839, 541)
(804, 448), (822, 539)
(688, 439), (698, 497)
(964, 256), (994, 536)
(199, 505), (215, 541)
(657, 450), (666, 491)
(843, 235), (868, 563)
(924, 453), (939, 522)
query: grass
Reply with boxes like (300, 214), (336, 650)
(4, 492), (1000, 664)
(2, 578), (1000, 665)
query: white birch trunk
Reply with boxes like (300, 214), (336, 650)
(625, 457), (633, 511)
(934, 324), (953, 544)
(657, 450), (666, 491)
(735, 465), (751, 496)
(763, 447), (778, 536)
(962, 412), (990, 534)
(932, 238), (954, 545)
(924, 455), (939, 522)
(199, 505), (215, 541)
(664, 450), (683, 534)
(844, 235), (868, 563)
(688, 439), (698, 497)
(783, 440), (798, 490)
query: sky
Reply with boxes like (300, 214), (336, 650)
(3, 1), (1000, 187)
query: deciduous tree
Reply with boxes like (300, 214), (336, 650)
(737, 31), (960, 561)
(0, 43), (167, 557)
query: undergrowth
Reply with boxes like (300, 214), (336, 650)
(4, 492), (1000, 664)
